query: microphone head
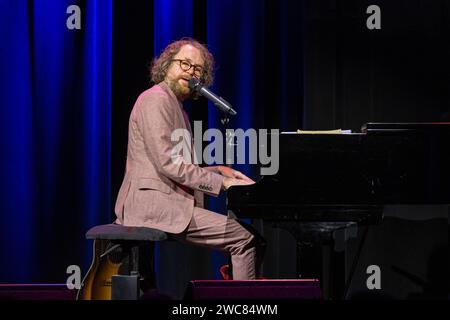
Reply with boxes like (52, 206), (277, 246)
(188, 77), (201, 91)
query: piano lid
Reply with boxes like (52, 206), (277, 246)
(361, 122), (450, 133)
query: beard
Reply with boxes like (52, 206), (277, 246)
(166, 77), (191, 101)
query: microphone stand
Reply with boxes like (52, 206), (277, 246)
(221, 111), (237, 220)
(221, 114), (232, 167)
(221, 111), (237, 280)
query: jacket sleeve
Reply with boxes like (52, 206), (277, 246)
(134, 92), (224, 196)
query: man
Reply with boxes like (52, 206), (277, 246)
(114, 38), (265, 280)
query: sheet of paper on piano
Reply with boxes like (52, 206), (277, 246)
(280, 129), (352, 134)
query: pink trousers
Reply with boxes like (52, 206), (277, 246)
(170, 206), (265, 280)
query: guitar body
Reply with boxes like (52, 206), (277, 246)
(77, 239), (155, 300)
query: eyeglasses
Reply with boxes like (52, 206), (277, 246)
(172, 59), (205, 78)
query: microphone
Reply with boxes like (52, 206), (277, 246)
(188, 78), (237, 116)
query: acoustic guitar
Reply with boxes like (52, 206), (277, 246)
(76, 239), (154, 300)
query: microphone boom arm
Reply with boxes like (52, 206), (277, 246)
(189, 78), (237, 116)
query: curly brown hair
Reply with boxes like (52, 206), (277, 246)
(150, 38), (215, 88)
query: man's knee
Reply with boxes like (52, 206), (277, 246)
(237, 221), (266, 250)
(237, 223), (266, 258)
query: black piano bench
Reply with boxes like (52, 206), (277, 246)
(77, 223), (169, 300)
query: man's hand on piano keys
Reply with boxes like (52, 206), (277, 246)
(222, 177), (255, 190)
(221, 169), (255, 191)
(214, 166), (251, 181)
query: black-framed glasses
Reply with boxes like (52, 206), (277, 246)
(172, 59), (205, 78)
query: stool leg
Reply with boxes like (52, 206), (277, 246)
(112, 274), (140, 300)
(138, 242), (157, 292)
(112, 242), (144, 300)
(111, 241), (158, 299)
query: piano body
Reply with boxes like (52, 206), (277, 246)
(227, 122), (450, 299)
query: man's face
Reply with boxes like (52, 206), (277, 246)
(165, 44), (205, 101)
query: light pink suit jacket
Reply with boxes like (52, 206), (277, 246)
(114, 82), (224, 234)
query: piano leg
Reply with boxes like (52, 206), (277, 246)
(296, 242), (321, 279)
(296, 241), (346, 300)
(321, 244), (346, 300)
(274, 221), (356, 300)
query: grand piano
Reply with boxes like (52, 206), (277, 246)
(227, 122), (450, 299)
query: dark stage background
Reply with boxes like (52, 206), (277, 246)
(0, 0), (448, 299)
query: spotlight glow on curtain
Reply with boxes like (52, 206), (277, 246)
(0, 0), (112, 283)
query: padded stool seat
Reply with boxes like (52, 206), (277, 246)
(86, 223), (169, 241)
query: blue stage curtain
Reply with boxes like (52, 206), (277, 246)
(206, 0), (267, 280)
(0, 0), (112, 283)
(0, 0), (35, 282)
(0, 0), (304, 287)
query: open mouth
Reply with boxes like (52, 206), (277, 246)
(180, 78), (189, 88)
